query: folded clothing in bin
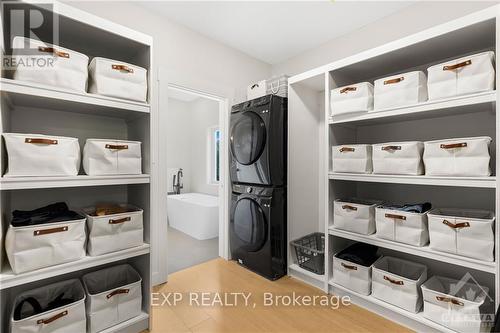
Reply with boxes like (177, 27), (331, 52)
(6, 202), (86, 274)
(83, 264), (142, 333)
(11, 202), (84, 227)
(10, 279), (86, 333)
(379, 202), (432, 214)
(337, 243), (379, 267)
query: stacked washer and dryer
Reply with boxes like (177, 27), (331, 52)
(229, 95), (287, 280)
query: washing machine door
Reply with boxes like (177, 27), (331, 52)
(230, 111), (267, 166)
(232, 197), (267, 252)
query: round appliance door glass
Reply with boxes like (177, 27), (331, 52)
(230, 111), (266, 165)
(233, 198), (267, 252)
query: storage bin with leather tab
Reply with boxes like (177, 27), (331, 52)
(330, 82), (374, 116)
(374, 71), (428, 109)
(423, 137), (492, 176)
(5, 202), (86, 274)
(83, 204), (144, 256)
(83, 139), (142, 175)
(11, 37), (89, 92)
(372, 256), (427, 313)
(82, 264), (142, 333)
(10, 279), (86, 333)
(89, 57), (148, 102)
(427, 208), (495, 261)
(332, 144), (372, 173)
(427, 51), (495, 100)
(372, 141), (424, 175)
(333, 198), (381, 235)
(2, 133), (80, 177)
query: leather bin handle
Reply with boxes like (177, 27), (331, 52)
(340, 87), (357, 94)
(109, 216), (132, 224)
(105, 144), (129, 150)
(384, 275), (404, 285)
(381, 145), (401, 151)
(37, 310), (68, 325)
(385, 213), (406, 220)
(342, 205), (358, 211)
(436, 296), (464, 306)
(34, 226), (68, 236)
(440, 142), (467, 149)
(25, 138), (58, 145)
(112, 64), (134, 73)
(339, 147), (355, 153)
(443, 60), (472, 71)
(384, 77), (404, 85)
(341, 262), (358, 270)
(38, 46), (69, 58)
(107, 288), (130, 299)
(442, 220), (470, 229)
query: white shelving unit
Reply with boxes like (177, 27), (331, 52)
(287, 5), (499, 332)
(0, 2), (157, 332)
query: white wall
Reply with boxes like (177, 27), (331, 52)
(272, 1), (496, 77)
(69, 1), (271, 103)
(166, 98), (192, 193)
(167, 97), (219, 196)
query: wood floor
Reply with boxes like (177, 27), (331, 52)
(148, 258), (412, 333)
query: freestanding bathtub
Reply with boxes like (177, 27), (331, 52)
(167, 193), (219, 240)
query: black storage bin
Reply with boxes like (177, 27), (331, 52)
(291, 232), (325, 274)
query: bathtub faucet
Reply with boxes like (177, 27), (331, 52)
(173, 168), (183, 194)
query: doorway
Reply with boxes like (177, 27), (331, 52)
(165, 84), (229, 275)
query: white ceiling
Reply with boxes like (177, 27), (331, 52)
(139, 1), (415, 64)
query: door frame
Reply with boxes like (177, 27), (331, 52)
(165, 83), (230, 272)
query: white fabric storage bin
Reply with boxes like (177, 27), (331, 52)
(12, 37), (88, 92)
(332, 144), (372, 174)
(89, 57), (148, 102)
(423, 137), (492, 177)
(83, 139), (142, 175)
(10, 279), (86, 333)
(374, 71), (428, 110)
(247, 80), (267, 100)
(372, 141), (424, 175)
(83, 204), (144, 256)
(330, 82), (374, 116)
(266, 75), (288, 98)
(2, 133), (80, 177)
(5, 216), (86, 274)
(83, 264), (142, 333)
(333, 199), (380, 235)
(375, 207), (429, 246)
(332, 255), (375, 295)
(427, 51), (495, 101)
(428, 208), (495, 262)
(421, 276), (493, 333)
(372, 256), (427, 313)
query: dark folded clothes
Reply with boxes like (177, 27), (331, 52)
(379, 202), (432, 213)
(337, 243), (379, 267)
(11, 202), (84, 227)
(14, 292), (76, 320)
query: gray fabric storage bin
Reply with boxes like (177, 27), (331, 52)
(10, 279), (86, 333)
(82, 264), (142, 333)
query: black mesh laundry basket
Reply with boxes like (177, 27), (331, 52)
(291, 232), (325, 275)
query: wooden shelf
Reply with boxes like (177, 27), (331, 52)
(328, 173), (496, 188)
(329, 91), (496, 125)
(0, 174), (150, 190)
(0, 244), (150, 290)
(329, 281), (457, 333)
(100, 312), (149, 333)
(329, 228), (496, 273)
(1, 78), (150, 120)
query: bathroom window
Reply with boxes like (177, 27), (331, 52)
(208, 127), (221, 184)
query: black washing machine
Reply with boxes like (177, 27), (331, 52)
(229, 95), (287, 186)
(230, 183), (286, 280)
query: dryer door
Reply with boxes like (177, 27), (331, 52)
(230, 111), (266, 166)
(232, 197), (267, 252)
